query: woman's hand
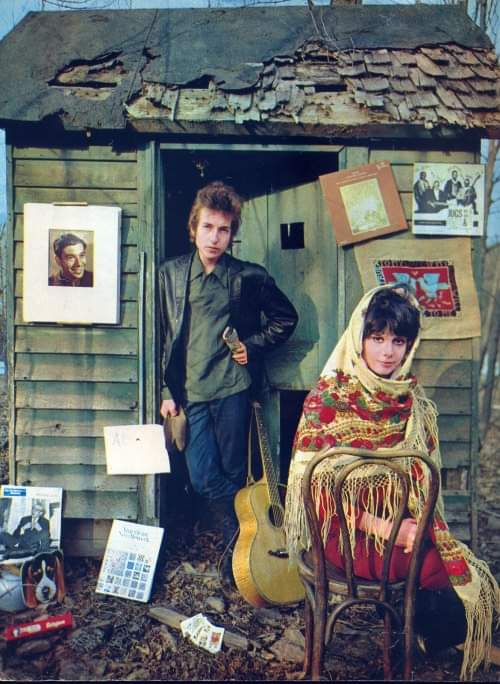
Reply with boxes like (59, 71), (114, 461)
(396, 518), (418, 554)
(360, 512), (418, 554)
(232, 342), (248, 365)
(160, 399), (178, 419)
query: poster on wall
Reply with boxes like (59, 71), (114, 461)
(354, 238), (481, 339)
(412, 163), (485, 236)
(319, 161), (408, 246)
(23, 203), (121, 324)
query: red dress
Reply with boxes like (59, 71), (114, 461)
(320, 489), (450, 590)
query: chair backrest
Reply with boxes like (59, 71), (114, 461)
(301, 447), (440, 601)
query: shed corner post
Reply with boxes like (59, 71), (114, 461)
(5, 141), (16, 486)
(137, 140), (162, 527)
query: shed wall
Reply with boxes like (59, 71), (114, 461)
(8, 145), (141, 555)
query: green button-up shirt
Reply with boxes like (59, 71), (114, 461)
(184, 252), (251, 402)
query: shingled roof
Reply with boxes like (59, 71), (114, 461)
(0, 4), (499, 137)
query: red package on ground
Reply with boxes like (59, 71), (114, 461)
(2, 612), (73, 642)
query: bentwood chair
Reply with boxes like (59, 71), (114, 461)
(297, 447), (439, 680)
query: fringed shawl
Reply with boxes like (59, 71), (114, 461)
(284, 285), (499, 680)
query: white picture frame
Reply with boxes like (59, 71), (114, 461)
(23, 203), (121, 324)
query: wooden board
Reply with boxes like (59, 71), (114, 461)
(16, 464), (137, 492)
(15, 327), (137, 355)
(15, 353), (138, 383)
(62, 519), (113, 557)
(16, 381), (137, 411)
(15, 408), (138, 438)
(16, 436), (106, 466)
(14, 159), (137, 189)
(13, 146), (137, 162)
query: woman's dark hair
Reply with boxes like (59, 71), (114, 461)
(363, 287), (420, 345)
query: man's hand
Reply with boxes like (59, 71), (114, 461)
(231, 342), (248, 365)
(160, 399), (178, 419)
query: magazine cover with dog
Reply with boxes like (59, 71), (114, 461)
(0, 485), (62, 564)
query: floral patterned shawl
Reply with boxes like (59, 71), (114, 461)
(284, 285), (499, 679)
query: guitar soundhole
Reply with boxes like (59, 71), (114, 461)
(267, 504), (284, 528)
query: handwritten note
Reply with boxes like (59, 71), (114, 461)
(103, 424), (170, 475)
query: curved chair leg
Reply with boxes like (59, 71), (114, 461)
(303, 593), (314, 678)
(311, 591), (328, 680)
(383, 608), (393, 680)
(403, 610), (414, 680)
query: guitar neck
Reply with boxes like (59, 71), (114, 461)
(253, 402), (282, 515)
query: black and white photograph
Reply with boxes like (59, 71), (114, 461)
(412, 162), (485, 236)
(0, 486), (62, 564)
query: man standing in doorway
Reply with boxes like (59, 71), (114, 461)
(158, 181), (298, 587)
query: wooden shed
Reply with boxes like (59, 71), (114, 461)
(0, 4), (499, 556)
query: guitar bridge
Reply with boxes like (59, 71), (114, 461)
(268, 548), (289, 559)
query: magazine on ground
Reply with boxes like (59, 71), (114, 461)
(96, 519), (164, 603)
(0, 485), (63, 564)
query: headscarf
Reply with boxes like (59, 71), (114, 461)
(284, 284), (499, 680)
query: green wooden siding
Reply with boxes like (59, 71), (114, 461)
(9, 144), (141, 547)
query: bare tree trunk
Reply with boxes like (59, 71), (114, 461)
(480, 139), (500, 369)
(481, 294), (500, 433)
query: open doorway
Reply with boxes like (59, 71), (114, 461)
(161, 147), (338, 258)
(159, 145), (339, 534)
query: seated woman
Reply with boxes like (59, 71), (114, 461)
(284, 284), (499, 680)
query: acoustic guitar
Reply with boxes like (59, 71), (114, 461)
(232, 401), (305, 608)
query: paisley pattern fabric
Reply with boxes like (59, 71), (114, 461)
(284, 285), (499, 679)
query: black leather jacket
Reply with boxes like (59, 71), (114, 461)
(158, 251), (298, 403)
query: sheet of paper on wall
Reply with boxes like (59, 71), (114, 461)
(0, 485), (63, 563)
(104, 424), (171, 475)
(96, 519), (164, 603)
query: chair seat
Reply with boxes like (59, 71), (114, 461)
(298, 548), (406, 599)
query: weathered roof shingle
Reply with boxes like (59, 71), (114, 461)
(0, 4), (498, 136)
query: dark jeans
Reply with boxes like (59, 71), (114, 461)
(184, 389), (250, 501)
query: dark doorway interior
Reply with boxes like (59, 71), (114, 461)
(279, 390), (308, 482)
(162, 148), (338, 258)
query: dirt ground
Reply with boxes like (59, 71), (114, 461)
(0, 381), (499, 681)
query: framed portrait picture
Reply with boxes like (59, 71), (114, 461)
(319, 161), (408, 246)
(412, 162), (485, 236)
(23, 203), (121, 324)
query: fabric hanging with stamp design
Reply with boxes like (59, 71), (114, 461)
(353, 237), (480, 339)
